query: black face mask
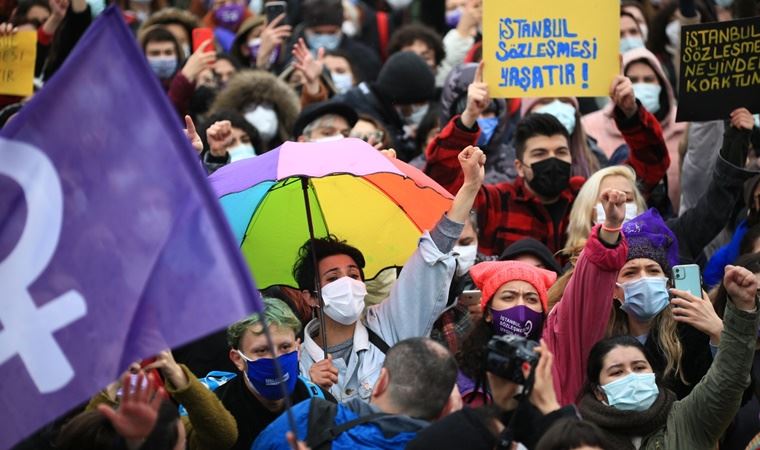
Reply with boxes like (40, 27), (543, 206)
(524, 157), (571, 198)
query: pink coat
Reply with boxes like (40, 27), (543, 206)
(581, 48), (686, 211)
(542, 225), (628, 406)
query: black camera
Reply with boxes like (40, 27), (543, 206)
(485, 334), (539, 386)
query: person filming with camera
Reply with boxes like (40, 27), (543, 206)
(407, 335), (577, 450)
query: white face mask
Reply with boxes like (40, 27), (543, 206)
(595, 202), (639, 225)
(331, 71), (354, 94)
(534, 99), (577, 135)
(181, 43), (192, 59)
(342, 20), (358, 37)
(665, 20), (681, 48)
(398, 103), (429, 126)
(244, 105), (279, 142)
(228, 143), (256, 162)
(321, 276), (367, 325)
(453, 244), (477, 277)
(385, 0), (413, 10)
(312, 134), (345, 143)
(632, 83), (662, 115)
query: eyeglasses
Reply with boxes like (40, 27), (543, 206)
(350, 131), (384, 143)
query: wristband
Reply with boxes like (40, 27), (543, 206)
(601, 224), (623, 232)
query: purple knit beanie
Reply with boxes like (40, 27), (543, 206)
(622, 208), (679, 272)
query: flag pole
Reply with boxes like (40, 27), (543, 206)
(301, 177), (329, 359)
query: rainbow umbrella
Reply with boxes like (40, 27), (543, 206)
(208, 138), (454, 290)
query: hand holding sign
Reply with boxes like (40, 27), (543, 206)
(610, 75), (638, 119)
(0, 29), (37, 96)
(730, 108), (755, 131)
(482, 0), (618, 98)
(462, 61), (490, 128)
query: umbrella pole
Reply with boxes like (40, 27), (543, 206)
(301, 177), (329, 359)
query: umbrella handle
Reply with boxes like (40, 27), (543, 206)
(301, 177), (329, 359)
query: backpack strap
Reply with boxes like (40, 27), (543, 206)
(299, 376), (325, 399)
(306, 398), (388, 450)
(366, 327), (390, 354)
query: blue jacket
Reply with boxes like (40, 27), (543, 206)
(252, 398), (429, 450)
(704, 220), (748, 288)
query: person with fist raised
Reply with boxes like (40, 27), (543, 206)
(575, 262), (758, 449)
(425, 61), (669, 262)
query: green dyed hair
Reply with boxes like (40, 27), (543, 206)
(226, 297), (302, 349)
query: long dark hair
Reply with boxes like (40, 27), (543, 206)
(456, 316), (494, 402)
(579, 335), (657, 402)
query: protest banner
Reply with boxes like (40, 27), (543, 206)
(482, 0), (619, 98)
(0, 8), (261, 449)
(0, 30), (36, 96)
(676, 16), (760, 122)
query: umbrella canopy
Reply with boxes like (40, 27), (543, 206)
(209, 138), (454, 289)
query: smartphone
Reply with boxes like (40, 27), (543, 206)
(265, 0), (287, 24)
(672, 264), (702, 298)
(192, 27), (214, 53)
(458, 290), (482, 306)
(139, 357), (165, 388)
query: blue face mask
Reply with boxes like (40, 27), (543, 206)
(238, 350), (299, 400)
(601, 372), (659, 411)
(306, 31), (342, 51)
(534, 99), (576, 135)
(618, 276), (669, 322)
(714, 0), (734, 7)
(477, 117), (499, 146)
(620, 36), (645, 54)
(632, 83), (662, 115)
(147, 56), (177, 80)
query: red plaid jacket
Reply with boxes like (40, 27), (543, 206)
(424, 107), (669, 257)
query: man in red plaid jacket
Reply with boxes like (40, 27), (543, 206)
(424, 66), (669, 260)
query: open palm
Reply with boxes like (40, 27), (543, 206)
(97, 373), (163, 441)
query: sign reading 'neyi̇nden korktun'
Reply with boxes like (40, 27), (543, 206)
(677, 16), (760, 122)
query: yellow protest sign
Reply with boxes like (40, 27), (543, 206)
(0, 31), (37, 97)
(482, 0), (619, 98)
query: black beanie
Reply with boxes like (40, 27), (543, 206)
(373, 51), (436, 105)
(302, 0), (343, 28)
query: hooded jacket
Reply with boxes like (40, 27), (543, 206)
(209, 70), (301, 150)
(252, 398), (429, 450)
(439, 63), (518, 184)
(582, 48), (686, 210)
(139, 7), (200, 58)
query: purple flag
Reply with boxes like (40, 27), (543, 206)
(0, 8), (262, 448)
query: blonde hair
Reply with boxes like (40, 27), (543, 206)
(607, 297), (686, 383)
(563, 165), (647, 257)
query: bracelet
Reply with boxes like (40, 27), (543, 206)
(601, 224), (623, 232)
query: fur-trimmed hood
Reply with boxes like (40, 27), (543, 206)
(209, 70), (301, 147)
(138, 8), (200, 50)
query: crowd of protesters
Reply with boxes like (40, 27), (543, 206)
(6, 0), (760, 448)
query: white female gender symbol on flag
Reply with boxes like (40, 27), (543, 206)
(0, 137), (87, 394)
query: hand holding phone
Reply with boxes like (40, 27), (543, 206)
(458, 290), (482, 307)
(192, 27), (214, 53)
(265, 0), (287, 24)
(672, 264), (702, 299)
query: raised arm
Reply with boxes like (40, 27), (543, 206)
(543, 189), (629, 406)
(368, 146), (485, 343)
(667, 108), (759, 262)
(424, 62), (488, 195)
(666, 265), (759, 448)
(608, 75), (670, 196)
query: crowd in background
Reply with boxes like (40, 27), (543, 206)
(6, 0), (760, 449)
